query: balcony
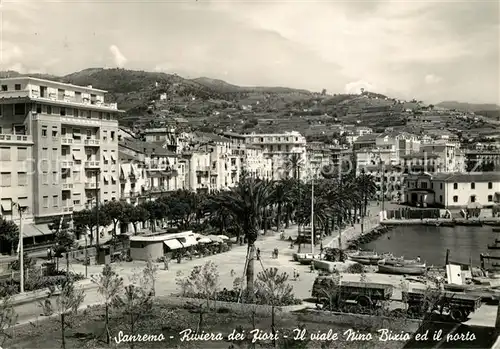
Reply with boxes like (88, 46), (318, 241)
(61, 138), (74, 145)
(85, 182), (97, 189)
(0, 134), (33, 145)
(61, 161), (74, 168)
(84, 139), (100, 146)
(63, 206), (74, 213)
(62, 183), (73, 190)
(84, 161), (100, 168)
(0, 90), (30, 99)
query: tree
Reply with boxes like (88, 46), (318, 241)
(91, 265), (124, 345)
(128, 205), (150, 234)
(112, 285), (153, 349)
(102, 201), (128, 238)
(270, 179), (293, 233)
(0, 217), (18, 255)
(140, 201), (166, 232)
(143, 258), (158, 296)
(176, 261), (219, 331)
(73, 208), (112, 247)
(255, 267), (295, 348)
(0, 295), (17, 347)
(209, 177), (272, 301)
(38, 278), (85, 349)
(49, 218), (76, 272)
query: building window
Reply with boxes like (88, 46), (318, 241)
(60, 107), (66, 116)
(43, 196), (49, 208)
(453, 183), (458, 190)
(52, 172), (58, 184)
(17, 147), (27, 161)
(453, 195), (458, 203)
(52, 129), (58, 137)
(470, 195), (476, 203)
(17, 172), (27, 186)
(440, 183), (443, 190)
(42, 127), (48, 137)
(52, 195), (58, 207)
(488, 195), (493, 202)
(471, 183), (475, 190)
(488, 182), (493, 189)
(14, 84), (21, 91)
(0, 148), (10, 161)
(0, 172), (11, 187)
(14, 104), (25, 115)
(42, 172), (48, 185)
(1, 85), (7, 91)
(439, 195), (443, 202)
(36, 104), (42, 113)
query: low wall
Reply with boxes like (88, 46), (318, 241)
(9, 279), (94, 306)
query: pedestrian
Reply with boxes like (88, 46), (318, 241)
(163, 256), (169, 270)
(47, 247), (52, 261)
(230, 269), (235, 277)
(256, 248), (261, 260)
(274, 248), (279, 259)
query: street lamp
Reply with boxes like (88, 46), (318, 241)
(12, 201), (27, 293)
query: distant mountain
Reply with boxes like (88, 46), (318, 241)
(436, 101), (500, 112)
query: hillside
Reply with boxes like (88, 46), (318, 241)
(436, 101), (500, 112)
(1, 68), (498, 138)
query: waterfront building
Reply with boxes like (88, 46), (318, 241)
(243, 131), (307, 180)
(401, 141), (465, 174)
(404, 172), (500, 208)
(465, 149), (500, 172)
(0, 77), (123, 245)
(305, 142), (334, 176)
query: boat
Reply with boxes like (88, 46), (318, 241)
(377, 260), (426, 275)
(379, 257), (426, 268)
(347, 250), (383, 265)
(487, 244), (500, 250)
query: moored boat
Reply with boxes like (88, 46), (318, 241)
(377, 260), (426, 275)
(380, 257), (426, 268)
(347, 250), (383, 265)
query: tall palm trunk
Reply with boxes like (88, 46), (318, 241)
(277, 203), (282, 232)
(246, 243), (256, 302)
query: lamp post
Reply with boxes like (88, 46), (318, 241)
(13, 202), (26, 293)
(311, 172), (315, 256)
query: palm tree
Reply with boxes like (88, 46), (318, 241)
(283, 153), (303, 180)
(269, 179), (293, 233)
(209, 177), (273, 301)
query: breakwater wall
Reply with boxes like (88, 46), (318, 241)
(381, 218), (500, 227)
(345, 225), (391, 250)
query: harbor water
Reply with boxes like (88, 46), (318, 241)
(361, 225), (496, 267)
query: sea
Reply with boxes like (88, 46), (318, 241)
(360, 225), (498, 267)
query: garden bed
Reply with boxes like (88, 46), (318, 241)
(5, 298), (411, 349)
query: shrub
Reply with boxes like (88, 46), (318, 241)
(345, 263), (364, 274)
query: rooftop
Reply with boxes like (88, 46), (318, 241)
(0, 76), (107, 93)
(432, 172), (500, 183)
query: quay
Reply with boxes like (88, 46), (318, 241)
(381, 218), (500, 226)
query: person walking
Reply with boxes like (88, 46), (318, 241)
(163, 256), (169, 270)
(256, 248), (261, 260)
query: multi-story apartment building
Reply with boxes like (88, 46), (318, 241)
(142, 127), (178, 152)
(465, 149), (500, 172)
(0, 77), (123, 244)
(401, 142), (465, 174)
(404, 172), (500, 208)
(243, 131), (307, 180)
(306, 142), (333, 177)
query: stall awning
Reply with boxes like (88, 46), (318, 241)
(179, 235), (198, 248)
(1, 200), (12, 212)
(23, 224), (52, 238)
(164, 239), (183, 250)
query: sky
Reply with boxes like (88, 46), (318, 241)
(1, 0), (499, 104)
